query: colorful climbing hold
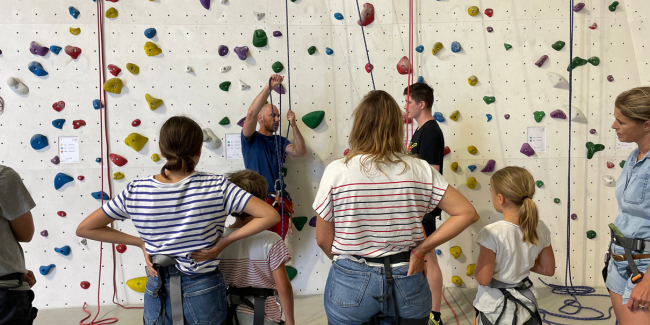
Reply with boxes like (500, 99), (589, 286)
(571, 214), (578, 220)
(554, 198), (561, 203)
(309, 216), (317, 227)
(588, 56), (600, 66)
(286, 266), (297, 281)
(432, 42), (443, 55)
(467, 264), (476, 276)
(307, 46), (317, 55)
(52, 101), (65, 112)
(237, 117), (246, 127)
(547, 72), (568, 89)
(7, 77), (29, 95)
(234, 46), (248, 60)
(586, 230), (597, 239)
(468, 75), (478, 86)
(365, 63), (374, 73)
(504, 43), (512, 51)
(568, 57), (588, 71)
(103, 78), (123, 94)
(69, 6), (80, 19)
(92, 191), (110, 200)
(435, 249), (442, 256)
(239, 80), (250, 91)
(450, 162), (459, 172)
(30, 41), (49, 56)
(200, 0), (211, 9)
(220, 65), (231, 73)
(586, 142), (605, 159)
(451, 41), (461, 53)
(607, 75), (614, 82)
(50, 45), (62, 54)
(606, 161), (615, 169)
(107, 64), (121, 77)
(274, 85), (285, 94)
(39, 264), (55, 275)
(481, 160), (496, 173)
(603, 175), (616, 186)
(116, 245), (127, 253)
(449, 246), (462, 259)
(80, 281), (90, 289)
(302, 111), (325, 129)
(334, 13), (343, 20)
(536, 180), (544, 188)
(590, 129), (597, 134)
(609, 1), (619, 11)
(620, 160), (626, 168)
(415, 45), (424, 53)
(520, 143), (535, 157)
(132, 119), (141, 127)
(468, 165), (477, 172)
(444, 146), (451, 156)
(452, 276), (463, 286)
(41, 230), (48, 237)
(55, 245), (71, 256)
(30, 134), (48, 150)
(95, 157), (102, 163)
(325, 47), (333, 55)
(52, 119), (65, 129)
(483, 96), (495, 105)
(293, 217), (308, 231)
(144, 28), (156, 39)
(589, 22), (598, 30)
(552, 41), (565, 51)
(109, 153), (128, 167)
(105, 7), (118, 18)
(145, 94), (163, 110)
(466, 177), (477, 189)
(433, 112), (445, 123)
(113, 172), (125, 180)
(272, 61), (284, 73)
(123, 63), (139, 75)
(486, 114), (493, 122)
(151, 153), (161, 162)
(252, 29), (268, 48)
(535, 55), (549, 68)
(219, 117), (230, 126)
(467, 146), (478, 155)
(51, 156), (60, 165)
(144, 42), (162, 56)
(202, 128), (221, 150)
(396, 56), (411, 75)
(573, 3), (585, 12)
(486, 27), (493, 33)
(504, 114), (510, 120)
(218, 45), (228, 57)
(449, 110), (459, 121)
(533, 111), (545, 123)
(93, 99), (103, 110)
(252, 11), (265, 21)
(28, 61), (48, 76)
(54, 173), (74, 190)
(69, 27), (81, 35)
(65, 46), (82, 59)
(467, 6), (479, 16)
(125, 133), (149, 152)
(357, 3), (375, 26)
(126, 277), (148, 293)
(77, 176), (84, 181)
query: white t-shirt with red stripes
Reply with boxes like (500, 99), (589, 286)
(313, 154), (449, 258)
(219, 228), (291, 324)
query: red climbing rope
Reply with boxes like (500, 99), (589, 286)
(442, 291), (460, 325)
(404, 0), (415, 147)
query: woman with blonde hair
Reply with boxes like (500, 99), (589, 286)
(313, 90), (478, 325)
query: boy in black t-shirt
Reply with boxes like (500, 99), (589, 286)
(404, 83), (445, 325)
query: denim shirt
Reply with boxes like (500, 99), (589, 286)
(614, 148), (650, 239)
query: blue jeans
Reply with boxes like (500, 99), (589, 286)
(605, 244), (650, 304)
(144, 270), (227, 325)
(324, 258), (431, 325)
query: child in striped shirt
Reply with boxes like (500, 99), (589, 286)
(192, 170), (294, 325)
(77, 116), (280, 325)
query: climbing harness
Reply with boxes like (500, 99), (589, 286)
(473, 278), (542, 325)
(608, 223), (649, 284)
(225, 286), (280, 325)
(147, 255), (185, 325)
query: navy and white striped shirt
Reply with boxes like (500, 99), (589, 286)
(102, 172), (252, 274)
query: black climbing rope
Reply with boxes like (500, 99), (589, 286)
(356, 0), (376, 90)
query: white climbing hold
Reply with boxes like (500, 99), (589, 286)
(253, 11), (265, 21)
(564, 105), (587, 123)
(78, 237), (88, 246)
(186, 66), (193, 73)
(547, 72), (568, 89)
(220, 65), (231, 73)
(603, 175), (615, 187)
(7, 77), (29, 95)
(239, 80), (250, 91)
(202, 128), (222, 150)
(221, 0), (228, 3)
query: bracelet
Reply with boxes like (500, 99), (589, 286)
(411, 250), (425, 260)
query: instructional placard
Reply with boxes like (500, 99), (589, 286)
(527, 127), (546, 152)
(225, 133), (243, 159)
(59, 136), (80, 163)
(616, 137), (636, 151)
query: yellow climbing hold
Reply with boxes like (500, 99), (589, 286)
(432, 42), (443, 55)
(145, 94), (163, 110)
(467, 6), (479, 16)
(466, 177), (477, 189)
(449, 246), (462, 259)
(105, 7), (118, 18)
(144, 42), (162, 57)
(151, 153), (161, 162)
(451, 276), (463, 286)
(126, 277), (148, 293)
(468, 75), (478, 86)
(467, 146), (478, 155)
(466, 264), (476, 276)
(103, 78), (123, 94)
(113, 172), (125, 180)
(450, 162), (459, 172)
(124, 133), (149, 152)
(69, 27), (81, 35)
(449, 110), (459, 121)
(126, 63), (140, 74)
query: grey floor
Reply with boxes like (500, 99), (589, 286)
(35, 287), (617, 325)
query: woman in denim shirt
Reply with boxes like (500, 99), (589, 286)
(606, 86), (650, 324)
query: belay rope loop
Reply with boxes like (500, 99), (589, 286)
(268, 77), (286, 239)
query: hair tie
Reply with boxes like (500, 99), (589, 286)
(522, 196), (530, 200)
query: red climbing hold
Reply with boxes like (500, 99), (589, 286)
(106, 0), (119, 2)
(132, 119), (141, 127)
(607, 161), (615, 169)
(53, 101), (65, 112)
(443, 146), (451, 157)
(589, 23), (597, 30)
(116, 244), (127, 253)
(80, 281), (90, 289)
(109, 153), (128, 167)
(108, 64), (121, 76)
(77, 175), (85, 181)
(344, 149), (350, 156)
(73, 120), (86, 129)
(484, 8), (493, 17)
(365, 63), (373, 73)
(65, 46), (82, 59)
(357, 3), (375, 26)
(57, 211), (66, 217)
(396, 56), (411, 75)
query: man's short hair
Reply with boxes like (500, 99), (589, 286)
(226, 170), (268, 219)
(403, 83), (434, 110)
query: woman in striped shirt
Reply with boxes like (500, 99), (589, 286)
(77, 116), (280, 325)
(314, 90), (479, 325)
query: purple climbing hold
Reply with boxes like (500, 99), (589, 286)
(309, 216), (317, 227)
(40, 230), (48, 237)
(273, 31), (282, 37)
(535, 55), (548, 68)
(218, 45), (228, 57)
(486, 27), (493, 33)
(607, 75), (614, 82)
(550, 109), (567, 119)
(590, 129), (597, 134)
(234, 46), (248, 60)
(274, 84), (285, 94)
(571, 213), (578, 220)
(200, 0), (210, 10)
(520, 143), (536, 157)
(237, 117), (246, 127)
(51, 156), (60, 165)
(504, 114), (510, 120)
(573, 3), (585, 12)
(30, 41), (49, 56)
(481, 159), (496, 173)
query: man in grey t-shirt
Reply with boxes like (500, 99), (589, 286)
(0, 165), (38, 324)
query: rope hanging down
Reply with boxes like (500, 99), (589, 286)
(356, 0), (375, 90)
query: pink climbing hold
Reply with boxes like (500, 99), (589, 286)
(274, 85), (285, 94)
(116, 244), (127, 253)
(504, 114), (511, 120)
(57, 211), (66, 217)
(53, 101), (65, 112)
(40, 230), (48, 237)
(520, 143), (535, 157)
(573, 3), (585, 12)
(73, 120), (86, 129)
(200, 0), (210, 10)
(535, 55), (548, 68)
(237, 117), (246, 127)
(80, 281), (91, 289)
(571, 213), (578, 220)
(357, 3), (375, 27)
(65, 46), (82, 59)
(30, 41), (49, 56)
(77, 175), (85, 181)
(486, 27), (493, 33)
(109, 153), (128, 167)
(481, 159), (496, 173)
(396, 56), (411, 75)
(365, 63), (373, 73)
(108, 64), (121, 77)
(607, 161), (615, 169)
(589, 22), (598, 30)
(607, 75), (614, 82)
(51, 156), (60, 165)
(550, 109), (567, 119)
(132, 119), (141, 127)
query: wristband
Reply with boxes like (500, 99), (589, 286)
(411, 250), (425, 260)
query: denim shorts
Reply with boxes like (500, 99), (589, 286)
(605, 244), (650, 304)
(144, 269), (227, 325)
(324, 258), (431, 325)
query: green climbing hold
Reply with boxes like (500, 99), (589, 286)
(272, 61), (284, 73)
(219, 117), (230, 125)
(536, 180), (544, 188)
(567, 57), (588, 71)
(219, 81), (231, 92)
(302, 111), (325, 129)
(620, 160), (626, 168)
(533, 111), (545, 123)
(252, 29), (268, 48)
(504, 43), (512, 51)
(483, 96), (496, 105)
(308, 46), (317, 55)
(286, 266), (297, 280)
(293, 217), (308, 231)
(586, 142), (605, 159)
(554, 198), (561, 204)
(552, 41), (565, 51)
(586, 230), (597, 239)
(588, 56), (600, 66)
(609, 1), (619, 11)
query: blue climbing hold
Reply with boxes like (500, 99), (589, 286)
(30, 134), (49, 150)
(50, 45), (62, 54)
(69, 6), (80, 19)
(334, 13), (344, 20)
(52, 119), (65, 129)
(435, 249), (442, 256)
(144, 28), (157, 39)
(417, 76), (424, 83)
(433, 112), (445, 122)
(451, 41), (461, 53)
(415, 45), (424, 53)
(28, 61), (48, 76)
(55, 245), (71, 256)
(468, 165), (477, 172)
(95, 157), (102, 163)
(486, 114), (493, 122)
(93, 99), (103, 110)
(39, 264), (55, 275)
(92, 191), (110, 200)
(325, 47), (333, 55)
(54, 173), (74, 190)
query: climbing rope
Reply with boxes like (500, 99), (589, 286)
(355, 0), (375, 90)
(269, 77), (286, 239)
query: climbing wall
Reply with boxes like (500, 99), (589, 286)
(1, 0), (648, 310)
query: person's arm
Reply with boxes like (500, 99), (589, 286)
(272, 263), (295, 325)
(9, 211), (34, 243)
(316, 215), (335, 260)
(243, 74), (284, 139)
(530, 245), (555, 276)
(285, 110), (306, 157)
(475, 245), (496, 286)
(431, 165), (440, 172)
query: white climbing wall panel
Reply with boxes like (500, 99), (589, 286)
(0, 0), (648, 310)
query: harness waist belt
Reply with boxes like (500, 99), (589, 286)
(611, 251), (650, 261)
(353, 251), (411, 265)
(227, 286), (276, 325)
